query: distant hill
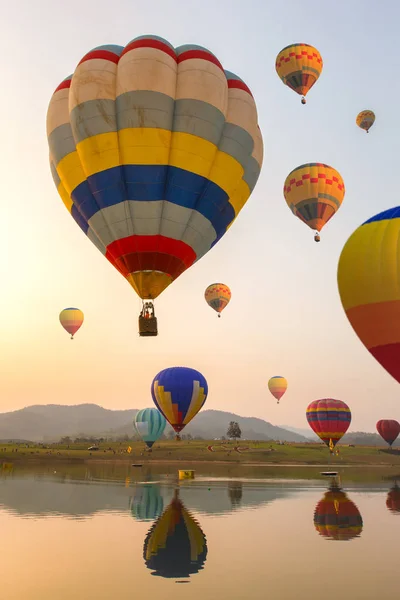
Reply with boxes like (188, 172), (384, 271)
(0, 404), (308, 443)
(279, 425), (318, 440)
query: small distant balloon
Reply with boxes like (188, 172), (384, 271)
(59, 308), (84, 339)
(356, 110), (375, 133)
(306, 398), (351, 449)
(204, 284), (231, 317)
(134, 408), (166, 449)
(268, 376), (287, 404)
(284, 163), (345, 242)
(275, 43), (323, 104)
(376, 420), (400, 447)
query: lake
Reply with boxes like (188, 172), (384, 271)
(0, 463), (399, 599)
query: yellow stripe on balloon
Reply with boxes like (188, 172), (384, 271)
(56, 151), (87, 196)
(153, 384), (175, 425)
(119, 128), (171, 165)
(76, 132), (120, 178)
(57, 181), (73, 213)
(182, 381), (206, 425)
(337, 217), (400, 310)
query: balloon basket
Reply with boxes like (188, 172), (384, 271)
(138, 315), (158, 337)
(179, 470), (195, 480)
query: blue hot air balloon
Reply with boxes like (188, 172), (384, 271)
(134, 408), (166, 449)
(151, 367), (208, 439)
(130, 484), (164, 521)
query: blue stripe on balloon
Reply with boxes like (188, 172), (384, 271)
(71, 204), (89, 233)
(71, 165), (235, 240)
(307, 412), (351, 422)
(363, 206), (400, 225)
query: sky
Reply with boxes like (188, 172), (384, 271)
(1, 0), (399, 432)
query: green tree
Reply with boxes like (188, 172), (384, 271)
(227, 421), (241, 442)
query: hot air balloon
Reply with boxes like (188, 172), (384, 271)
(306, 399), (351, 450)
(376, 420), (400, 447)
(314, 483), (363, 541)
(46, 36), (264, 338)
(130, 484), (164, 521)
(134, 408), (166, 450)
(143, 491), (207, 578)
(337, 207), (400, 385)
(284, 163), (345, 242)
(386, 485), (400, 514)
(356, 110), (375, 133)
(268, 376), (287, 404)
(275, 43), (323, 104)
(59, 308), (84, 339)
(151, 367), (208, 440)
(204, 283), (231, 317)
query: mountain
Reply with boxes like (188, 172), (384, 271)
(0, 404), (308, 443)
(279, 425), (318, 440)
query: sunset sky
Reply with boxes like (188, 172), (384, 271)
(1, 0), (399, 432)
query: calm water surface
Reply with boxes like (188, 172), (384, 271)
(0, 464), (399, 600)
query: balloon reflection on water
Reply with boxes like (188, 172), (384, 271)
(143, 490), (207, 578)
(314, 483), (363, 541)
(130, 484), (164, 522)
(386, 485), (400, 515)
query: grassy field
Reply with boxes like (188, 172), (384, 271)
(1, 439), (400, 467)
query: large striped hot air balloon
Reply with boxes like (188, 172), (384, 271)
(356, 110), (375, 133)
(284, 163), (345, 242)
(59, 308), (84, 339)
(376, 420), (400, 447)
(47, 36), (263, 336)
(143, 491), (207, 579)
(306, 398), (351, 449)
(314, 484), (363, 541)
(204, 283), (231, 317)
(268, 376), (288, 404)
(275, 43), (323, 104)
(134, 408), (166, 449)
(337, 207), (400, 385)
(151, 367), (208, 439)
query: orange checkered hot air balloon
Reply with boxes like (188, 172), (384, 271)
(275, 43), (323, 104)
(284, 163), (345, 242)
(204, 283), (231, 317)
(356, 110), (375, 133)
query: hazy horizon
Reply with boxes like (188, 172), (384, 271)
(1, 0), (399, 433)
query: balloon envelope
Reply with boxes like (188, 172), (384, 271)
(268, 376), (287, 403)
(134, 408), (166, 448)
(204, 283), (231, 315)
(151, 367), (208, 433)
(337, 207), (400, 384)
(143, 493), (207, 578)
(376, 420), (400, 446)
(47, 36), (263, 301)
(386, 485), (400, 514)
(306, 398), (351, 447)
(284, 163), (345, 236)
(130, 484), (164, 521)
(59, 308), (84, 338)
(314, 484), (363, 541)
(275, 43), (323, 99)
(356, 110), (375, 132)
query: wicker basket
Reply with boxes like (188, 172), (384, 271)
(138, 315), (158, 336)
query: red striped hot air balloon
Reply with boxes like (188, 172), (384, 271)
(314, 484), (363, 541)
(306, 398), (351, 450)
(59, 308), (84, 339)
(376, 420), (400, 447)
(386, 485), (400, 514)
(268, 376), (287, 404)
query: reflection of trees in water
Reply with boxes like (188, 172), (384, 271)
(228, 481), (243, 508)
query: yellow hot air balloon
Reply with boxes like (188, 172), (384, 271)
(275, 43), (323, 104)
(356, 110), (375, 133)
(59, 308), (84, 339)
(268, 376), (287, 404)
(204, 283), (231, 317)
(283, 163), (345, 242)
